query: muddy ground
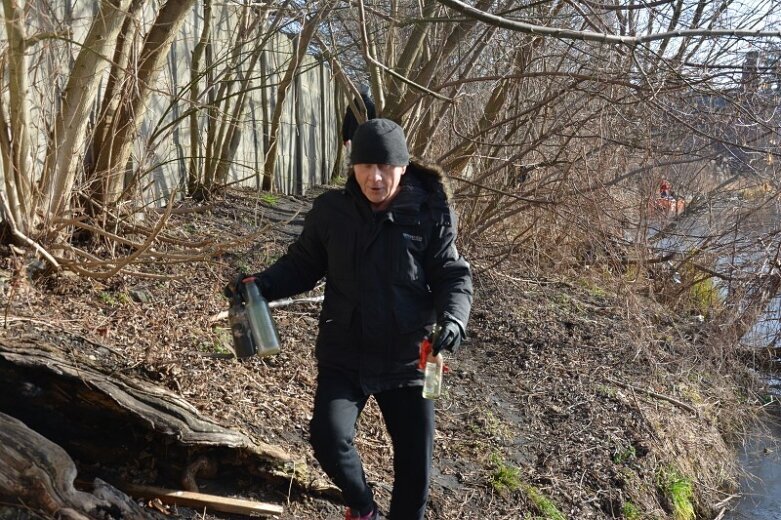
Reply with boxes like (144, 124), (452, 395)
(0, 188), (771, 519)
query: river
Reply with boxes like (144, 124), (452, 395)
(726, 406), (781, 519)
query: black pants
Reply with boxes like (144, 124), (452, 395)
(310, 370), (435, 520)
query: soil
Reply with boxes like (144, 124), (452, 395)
(0, 188), (766, 519)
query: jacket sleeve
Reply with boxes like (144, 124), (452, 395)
(255, 199), (327, 301)
(424, 207), (473, 335)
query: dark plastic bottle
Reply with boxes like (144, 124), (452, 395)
(228, 295), (257, 359)
(240, 278), (281, 357)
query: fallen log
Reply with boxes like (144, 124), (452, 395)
(0, 412), (151, 519)
(0, 330), (296, 514)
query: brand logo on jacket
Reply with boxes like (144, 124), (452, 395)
(402, 233), (423, 242)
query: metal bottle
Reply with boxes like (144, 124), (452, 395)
(239, 277), (281, 357)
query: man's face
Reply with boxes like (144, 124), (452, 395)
(353, 163), (406, 210)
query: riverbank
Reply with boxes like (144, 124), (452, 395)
(0, 189), (771, 519)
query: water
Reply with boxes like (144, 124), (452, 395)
(726, 418), (781, 519)
(726, 293), (781, 519)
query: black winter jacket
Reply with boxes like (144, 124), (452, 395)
(342, 93), (377, 142)
(257, 161), (473, 394)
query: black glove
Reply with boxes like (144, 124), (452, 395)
(432, 319), (464, 355)
(223, 273), (249, 299)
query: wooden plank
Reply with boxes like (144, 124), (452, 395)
(124, 483), (284, 517)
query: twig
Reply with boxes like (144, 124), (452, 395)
(269, 296), (324, 309)
(712, 507), (727, 520)
(605, 377), (699, 416)
(54, 202), (298, 278)
(209, 296), (324, 323)
(472, 263), (575, 288)
(712, 494), (739, 509)
(0, 190), (60, 270)
(3, 277), (14, 330)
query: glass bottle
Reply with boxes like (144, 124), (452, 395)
(240, 278), (281, 357)
(422, 351), (444, 399)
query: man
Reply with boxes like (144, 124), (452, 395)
(342, 85), (376, 147)
(231, 119), (472, 519)
(659, 179), (672, 199)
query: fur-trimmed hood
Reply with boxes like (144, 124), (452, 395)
(407, 157), (452, 201)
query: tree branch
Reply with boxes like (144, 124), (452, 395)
(436, 0), (781, 44)
(0, 190), (60, 271)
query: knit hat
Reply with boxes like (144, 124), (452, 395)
(350, 119), (410, 166)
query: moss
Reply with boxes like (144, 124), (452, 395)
(259, 192), (279, 205)
(612, 443), (637, 465)
(596, 384), (618, 398)
(98, 291), (118, 306)
(550, 292), (571, 306)
(489, 453), (521, 494)
(236, 258), (252, 274)
(331, 175), (348, 186)
(622, 502), (641, 519)
(576, 277), (608, 299)
(471, 410), (511, 440)
(522, 484), (567, 520)
(658, 467), (695, 520)
(689, 276), (722, 316)
(621, 501), (641, 519)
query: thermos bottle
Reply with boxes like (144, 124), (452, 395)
(228, 277), (281, 358)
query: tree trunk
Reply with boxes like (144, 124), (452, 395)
(187, 0), (212, 196)
(86, 0), (145, 215)
(1, 0), (33, 234)
(41, 0), (133, 221)
(91, 0), (198, 208)
(262, 2), (335, 191)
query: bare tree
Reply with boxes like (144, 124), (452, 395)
(321, 0), (781, 345)
(0, 0), (195, 256)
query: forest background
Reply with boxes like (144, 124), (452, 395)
(1, 0), (781, 519)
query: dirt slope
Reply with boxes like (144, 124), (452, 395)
(0, 189), (762, 519)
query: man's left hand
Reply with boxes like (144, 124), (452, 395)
(432, 320), (463, 355)
(223, 273), (248, 299)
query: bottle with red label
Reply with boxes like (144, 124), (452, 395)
(419, 325), (444, 399)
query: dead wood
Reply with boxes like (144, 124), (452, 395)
(606, 376), (699, 416)
(0, 412), (150, 519)
(122, 483), (284, 516)
(0, 332), (298, 514)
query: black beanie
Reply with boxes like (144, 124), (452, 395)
(350, 119), (410, 166)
